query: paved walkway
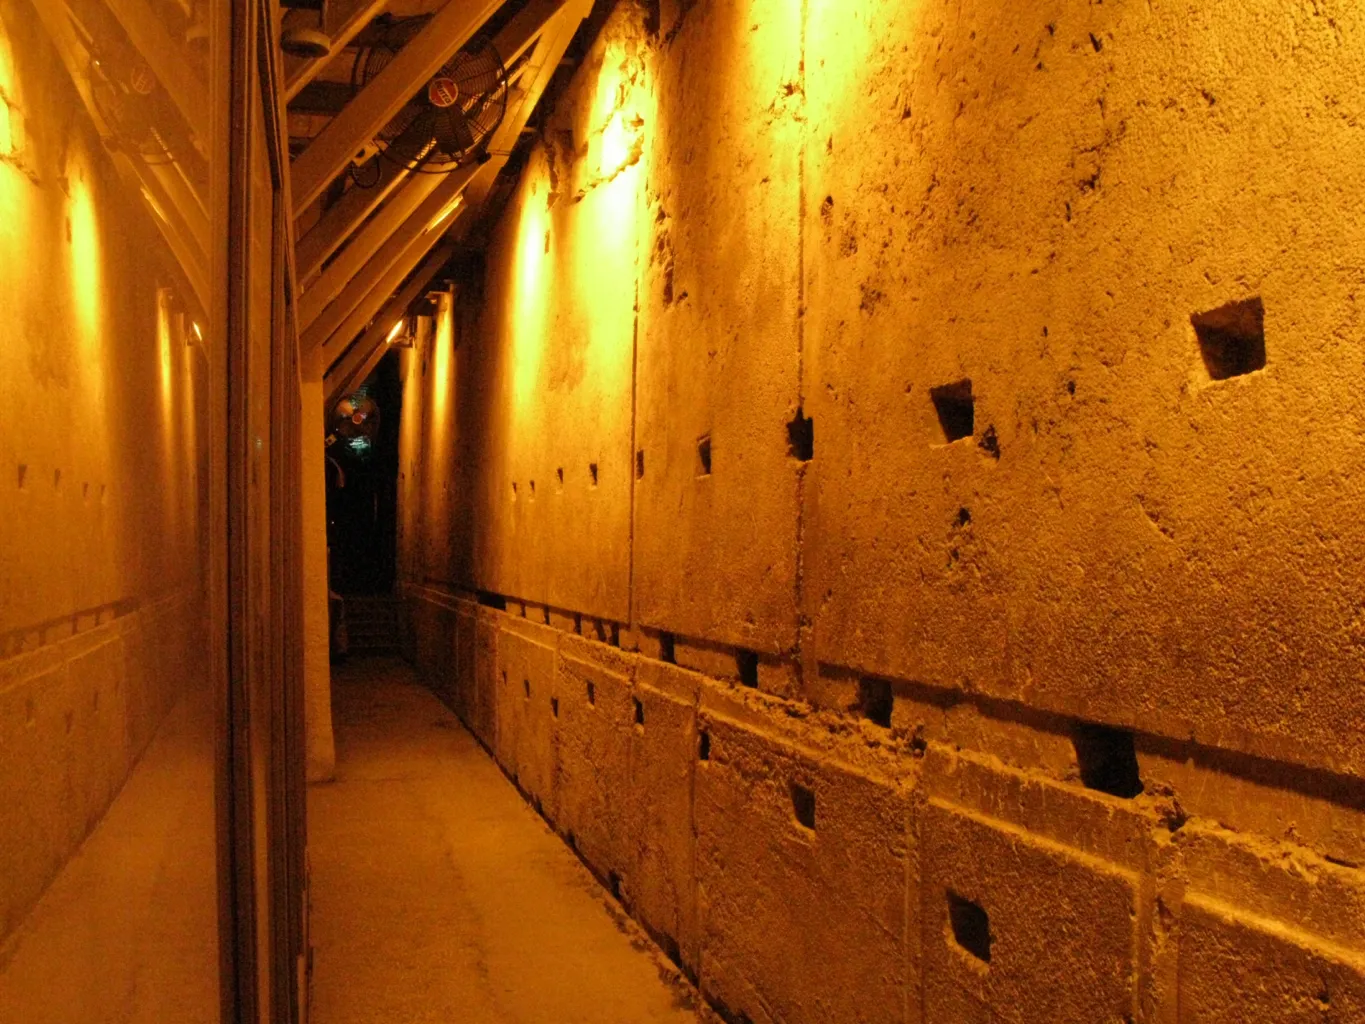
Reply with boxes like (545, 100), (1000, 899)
(309, 657), (701, 1024)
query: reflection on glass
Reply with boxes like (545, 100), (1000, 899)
(0, 0), (224, 1021)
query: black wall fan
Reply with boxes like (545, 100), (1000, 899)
(353, 23), (509, 174)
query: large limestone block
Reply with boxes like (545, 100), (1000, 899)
(450, 603), (479, 739)
(465, 2), (647, 622)
(554, 636), (634, 885)
(920, 799), (1139, 1023)
(471, 610), (500, 750)
(1163, 825), (1365, 1022)
(695, 703), (910, 1024)
(1176, 896), (1365, 1022)
(628, 660), (701, 974)
(634, 0), (805, 654)
(495, 624), (559, 819)
(803, 0), (1365, 778)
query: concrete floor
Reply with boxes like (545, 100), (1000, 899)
(309, 657), (702, 1024)
(0, 688), (219, 1024)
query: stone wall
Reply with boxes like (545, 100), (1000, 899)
(398, 1), (1365, 1019)
(0, 4), (208, 946)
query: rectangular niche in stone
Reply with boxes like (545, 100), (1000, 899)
(1192, 298), (1266, 381)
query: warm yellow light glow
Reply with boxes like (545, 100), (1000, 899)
(191, 320), (203, 343)
(591, 45), (624, 136)
(589, 42), (641, 182)
(0, 39), (32, 298)
(511, 167), (550, 413)
(430, 294), (453, 426)
(387, 319), (406, 343)
(424, 193), (463, 235)
(598, 111), (630, 177)
(157, 289), (174, 408)
(0, 25), (16, 159)
(572, 35), (646, 400)
(68, 164), (103, 358)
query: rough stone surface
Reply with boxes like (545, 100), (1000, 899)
(633, 0), (803, 655)
(554, 637), (634, 884)
(398, 0), (1365, 1020)
(695, 702), (911, 1024)
(497, 622), (560, 820)
(920, 799), (1139, 1023)
(629, 660), (702, 975)
(801, 0), (1365, 779)
(1176, 896), (1365, 1022)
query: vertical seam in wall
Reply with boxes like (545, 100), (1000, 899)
(689, 677), (701, 977)
(630, 32), (649, 635)
(793, 0), (810, 678)
(629, 262), (640, 631)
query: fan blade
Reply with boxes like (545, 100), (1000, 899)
(461, 82), (506, 137)
(436, 107), (477, 159)
(449, 49), (503, 96)
(386, 119), (435, 166)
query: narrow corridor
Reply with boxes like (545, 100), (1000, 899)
(308, 658), (701, 1024)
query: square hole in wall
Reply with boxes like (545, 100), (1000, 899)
(696, 435), (712, 476)
(791, 782), (816, 831)
(736, 650), (759, 688)
(947, 891), (992, 964)
(636, 449), (645, 479)
(633, 697), (645, 726)
(1192, 297), (1265, 380)
(698, 731), (711, 761)
(659, 632), (676, 664)
(930, 379), (975, 443)
(589, 462), (598, 487)
(787, 408), (814, 462)
(1072, 722), (1143, 798)
(858, 677), (893, 728)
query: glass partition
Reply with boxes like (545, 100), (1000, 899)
(0, 0), (230, 1020)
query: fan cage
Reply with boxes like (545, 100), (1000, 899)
(88, 59), (176, 165)
(353, 31), (509, 175)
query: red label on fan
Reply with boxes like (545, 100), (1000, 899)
(128, 63), (156, 96)
(428, 77), (460, 109)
